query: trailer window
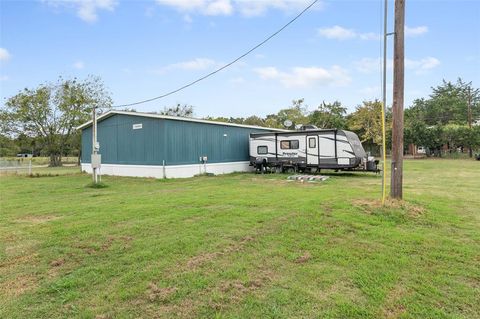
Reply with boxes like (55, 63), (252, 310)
(309, 137), (316, 148)
(257, 146), (268, 154)
(280, 140), (299, 149)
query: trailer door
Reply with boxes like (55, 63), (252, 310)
(306, 135), (319, 165)
(319, 132), (336, 165)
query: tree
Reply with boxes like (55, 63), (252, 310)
(243, 115), (265, 127)
(1, 76), (112, 166)
(309, 101), (347, 129)
(347, 100), (386, 146)
(275, 98), (309, 128)
(264, 114), (282, 128)
(0, 134), (20, 157)
(160, 104), (194, 117)
(409, 79), (480, 126)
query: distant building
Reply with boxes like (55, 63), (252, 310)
(16, 153), (33, 158)
(77, 111), (282, 178)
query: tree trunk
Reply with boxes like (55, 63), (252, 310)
(49, 154), (62, 167)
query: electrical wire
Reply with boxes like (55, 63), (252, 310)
(112, 0), (319, 108)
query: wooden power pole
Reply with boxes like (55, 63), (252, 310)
(391, 0), (405, 199)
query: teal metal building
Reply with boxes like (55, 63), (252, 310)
(77, 111), (279, 178)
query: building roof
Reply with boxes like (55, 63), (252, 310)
(77, 110), (288, 132)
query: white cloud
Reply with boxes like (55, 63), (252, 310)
(318, 25), (356, 40)
(73, 61), (85, 69)
(155, 58), (220, 74)
(405, 25), (428, 37)
(355, 58), (391, 74)
(170, 58), (217, 70)
(355, 56), (440, 74)
(359, 32), (381, 41)
(43, 0), (117, 23)
(254, 65), (350, 88)
(318, 25), (380, 41)
(235, 0), (316, 17)
(319, 25), (428, 41)
(156, 0), (233, 16)
(155, 0), (318, 17)
(405, 57), (440, 73)
(0, 48), (11, 62)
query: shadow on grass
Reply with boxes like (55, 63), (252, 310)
(85, 182), (108, 189)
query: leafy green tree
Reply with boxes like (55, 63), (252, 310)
(409, 79), (479, 126)
(309, 101), (347, 129)
(347, 100), (386, 146)
(1, 76), (112, 166)
(275, 98), (309, 129)
(243, 116), (265, 127)
(264, 114), (282, 128)
(0, 134), (20, 157)
(203, 116), (231, 123)
(160, 104), (194, 117)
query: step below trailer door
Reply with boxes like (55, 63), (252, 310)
(306, 135), (319, 165)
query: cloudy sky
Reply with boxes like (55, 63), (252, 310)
(1, 0), (479, 117)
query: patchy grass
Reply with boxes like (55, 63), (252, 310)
(0, 159), (479, 318)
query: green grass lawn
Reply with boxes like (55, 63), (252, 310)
(1, 159), (479, 318)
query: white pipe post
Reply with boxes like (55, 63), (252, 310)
(163, 160), (166, 179)
(92, 107), (97, 183)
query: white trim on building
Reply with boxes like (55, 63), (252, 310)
(77, 110), (288, 132)
(80, 161), (253, 179)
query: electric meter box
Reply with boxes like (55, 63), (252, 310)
(91, 154), (101, 169)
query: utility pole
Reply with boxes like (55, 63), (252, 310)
(390, 0), (405, 199)
(467, 86), (473, 158)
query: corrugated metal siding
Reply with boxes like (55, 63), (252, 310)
(81, 114), (269, 165)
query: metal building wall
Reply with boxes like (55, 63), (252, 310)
(81, 114), (268, 165)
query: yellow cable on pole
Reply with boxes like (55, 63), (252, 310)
(381, 103), (387, 205)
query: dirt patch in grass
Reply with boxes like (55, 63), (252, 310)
(352, 199), (425, 218)
(382, 283), (409, 318)
(0, 274), (38, 298)
(295, 251), (312, 264)
(15, 214), (62, 224)
(50, 258), (65, 267)
(73, 235), (134, 255)
(321, 203), (334, 216)
(1, 250), (39, 269)
(187, 236), (255, 270)
(147, 282), (177, 302)
(183, 213), (298, 272)
(316, 279), (367, 304)
(203, 267), (277, 315)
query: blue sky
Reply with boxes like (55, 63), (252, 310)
(1, 0), (479, 117)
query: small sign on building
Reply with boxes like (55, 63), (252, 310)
(133, 123), (143, 130)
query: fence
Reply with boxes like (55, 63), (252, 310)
(0, 159), (34, 175)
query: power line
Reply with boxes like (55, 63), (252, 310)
(112, 0), (319, 108)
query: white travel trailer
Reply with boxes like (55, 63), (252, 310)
(249, 129), (378, 173)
